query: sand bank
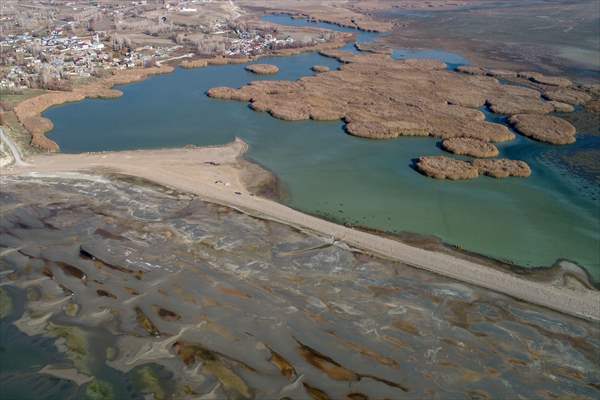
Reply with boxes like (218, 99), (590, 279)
(39, 366), (93, 386)
(4, 139), (599, 322)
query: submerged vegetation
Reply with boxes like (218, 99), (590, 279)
(0, 287), (13, 319)
(85, 379), (114, 400)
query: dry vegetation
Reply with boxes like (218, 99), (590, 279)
(416, 156), (532, 180)
(442, 137), (499, 158)
(207, 49), (595, 179)
(509, 114), (577, 145)
(245, 64), (279, 75)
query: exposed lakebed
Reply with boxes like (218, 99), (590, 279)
(1, 174), (599, 399)
(43, 16), (599, 281)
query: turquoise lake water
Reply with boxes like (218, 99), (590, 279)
(44, 16), (600, 281)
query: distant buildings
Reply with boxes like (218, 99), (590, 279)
(0, 30), (183, 90)
(0, 0), (334, 90)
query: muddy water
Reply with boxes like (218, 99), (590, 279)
(1, 174), (599, 399)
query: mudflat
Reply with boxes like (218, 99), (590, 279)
(3, 170), (598, 399)
(379, 0), (600, 79)
(4, 140), (599, 322)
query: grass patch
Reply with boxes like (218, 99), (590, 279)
(0, 88), (48, 109)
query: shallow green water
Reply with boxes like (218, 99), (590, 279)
(44, 17), (600, 281)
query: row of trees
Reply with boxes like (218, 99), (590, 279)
(196, 39), (227, 56)
(170, 33), (228, 56)
(111, 35), (133, 51)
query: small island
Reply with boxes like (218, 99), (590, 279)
(244, 64), (280, 75)
(509, 114), (577, 145)
(416, 156), (532, 180)
(207, 50), (592, 179)
(311, 65), (330, 73)
(442, 137), (499, 158)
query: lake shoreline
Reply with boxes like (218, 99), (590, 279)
(8, 30), (354, 154)
(3, 139), (599, 322)
(3, 14), (597, 320)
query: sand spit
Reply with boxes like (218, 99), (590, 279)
(509, 114), (577, 145)
(417, 156), (531, 180)
(5, 141), (598, 322)
(4, 169), (598, 399)
(245, 64), (280, 75)
(12, 66), (174, 152)
(441, 137), (499, 158)
(39, 366), (93, 386)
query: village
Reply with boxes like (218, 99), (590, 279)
(0, 0), (329, 91)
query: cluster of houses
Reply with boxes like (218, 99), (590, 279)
(0, 0), (334, 90)
(0, 30), (180, 90)
(226, 32), (295, 57)
(1, 31), (104, 89)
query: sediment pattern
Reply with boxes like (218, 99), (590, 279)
(1, 174), (599, 399)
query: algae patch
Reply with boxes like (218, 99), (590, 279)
(0, 287), (13, 319)
(133, 365), (167, 400)
(47, 322), (90, 372)
(135, 306), (160, 336)
(174, 342), (253, 399)
(85, 379), (115, 400)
